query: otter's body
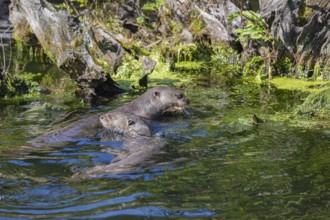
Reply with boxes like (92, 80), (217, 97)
(117, 86), (189, 119)
(85, 136), (164, 175)
(30, 113), (102, 147)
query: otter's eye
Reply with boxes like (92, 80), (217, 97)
(128, 119), (135, 126)
(175, 93), (183, 99)
(100, 116), (104, 120)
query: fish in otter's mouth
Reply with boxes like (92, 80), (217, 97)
(166, 104), (190, 116)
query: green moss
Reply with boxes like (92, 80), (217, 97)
(270, 77), (330, 93)
(148, 69), (192, 88)
(296, 88), (330, 119)
(16, 72), (43, 82)
(142, 0), (164, 11)
(269, 77), (330, 119)
(174, 61), (203, 72)
(169, 21), (181, 34)
(176, 43), (198, 62)
(189, 19), (206, 35)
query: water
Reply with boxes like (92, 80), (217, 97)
(0, 81), (329, 219)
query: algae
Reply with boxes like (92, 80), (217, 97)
(268, 77), (330, 120)
(270, 77), (330, 93)
(296, 88), (330, 119)
(174, 61), (204, 72)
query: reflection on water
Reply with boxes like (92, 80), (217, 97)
(0, 83), (329, 219)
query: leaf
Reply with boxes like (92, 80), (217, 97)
(241, 11), (268, 30)
(228, 12), (240, 21)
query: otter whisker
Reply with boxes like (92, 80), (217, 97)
(182, 109), (190, 117)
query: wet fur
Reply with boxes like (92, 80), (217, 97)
(117, 86), (189, 119)
(100, 111), (152, 137)
(83, 136), (164, 176)
(83, 86), (189, 175)
(29, 86), (187, 147)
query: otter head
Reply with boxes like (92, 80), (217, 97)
(151, 86), (189, 114)
(100, 111), (152, 137)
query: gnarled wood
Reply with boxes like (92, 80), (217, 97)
(260, 0), (330, 72)
(9, 0), (124, 101)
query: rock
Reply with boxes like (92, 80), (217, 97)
(0, 0), (10, 20)
(180, 29), (193, 43)
(260, 0), (330, 67)
(167, 0), (242, 44)
(196, 1), (242, 43)
(139, 57), (157, 87)
(9, 0), (124, 101)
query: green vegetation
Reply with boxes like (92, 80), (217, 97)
(270, 78), (330, 93)
(1, 0), (330, 122)
(176, 43), (198, 62)
(0, 59), (77, 104)
(229, 10), (275, 80)
(174, 61), (203, 72)
(229, 11), (271, 42)
(115, 54), (143, 80)
(142, 0), (164, 11)
(296, 88), (330, 119)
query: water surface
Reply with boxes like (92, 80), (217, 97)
(0, 82), (329, 219)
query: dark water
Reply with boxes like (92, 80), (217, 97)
(0, 81), (329, 219)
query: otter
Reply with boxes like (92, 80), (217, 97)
(75, 134), (165, 176)
(29, 86), (188, 147)
(68, 113), (158, 176)
(117, 86), (189, 119)
(74, 111), (167, 176)
(100, 111), (151, 137)
(29, 113), (103, 147)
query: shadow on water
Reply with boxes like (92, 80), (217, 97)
(0, 77), (330, 219)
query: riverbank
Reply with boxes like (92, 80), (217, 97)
(6, 0), (330, 101)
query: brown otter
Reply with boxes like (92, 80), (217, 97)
(30, 86), (188, 147)
(79, 135), (165, 176)
(100, 111), (152, 137)
(29, 113), (102, 147)
(71, 86), (190, 176)
(71, 112), (162, 176)
(117, 86), (189, 119)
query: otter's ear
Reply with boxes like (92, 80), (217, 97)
(154, 91), (160, 98)
(128, 119), (135, 126)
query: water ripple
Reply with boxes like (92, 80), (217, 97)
(1, 192), (151, 217)
(72, 206), (215, 219)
